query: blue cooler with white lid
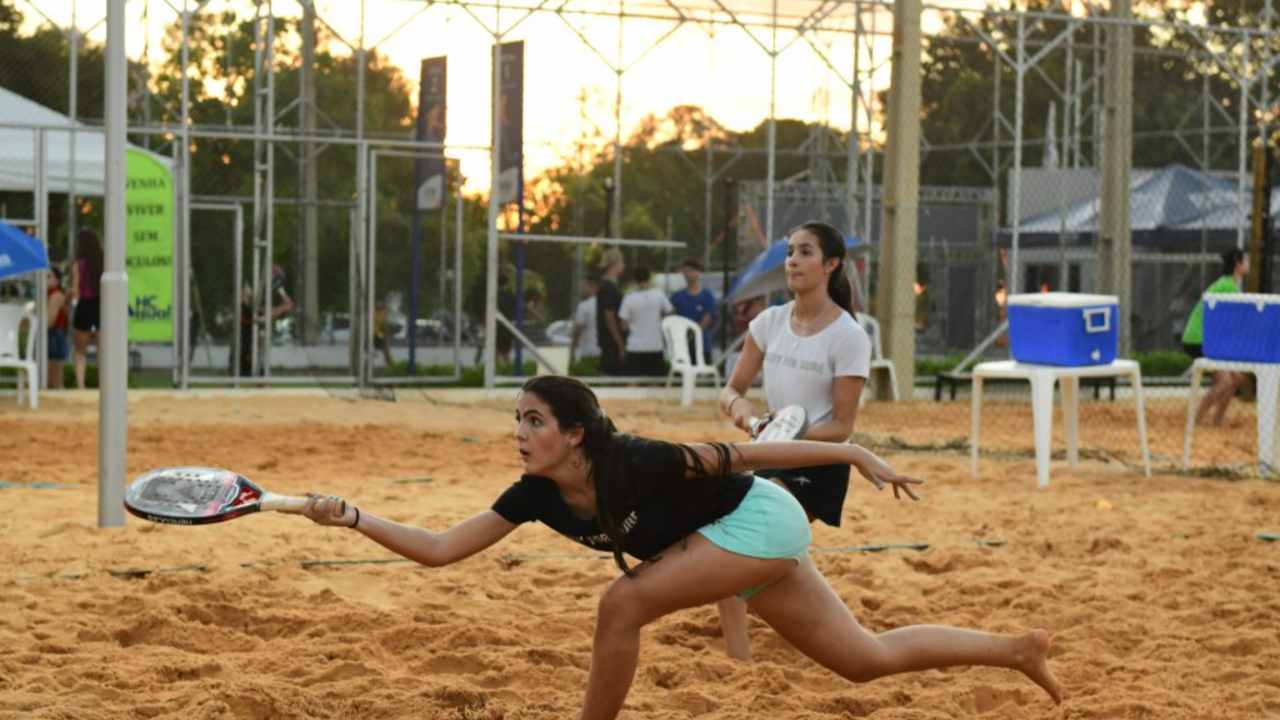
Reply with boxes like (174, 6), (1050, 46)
(1006, 292), (1119, 366)
(1202, 293), (1280, 363)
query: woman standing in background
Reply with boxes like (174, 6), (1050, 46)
(717, 221), (872, 661)
(69, 229), (103, 389)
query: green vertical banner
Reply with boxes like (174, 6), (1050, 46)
(125, 148), (175, 341)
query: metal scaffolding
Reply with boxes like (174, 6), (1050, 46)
(8, 0), (1278, 389)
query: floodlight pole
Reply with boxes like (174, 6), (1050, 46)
(64, 11), (78, 390)
(178, 0), (192, 389)
(67, 7), (79, 287)
(484, 2), (505, 388)
(35, 131), (47, 389)
(765, 0), (777, 245)
(612, 4), (623, 240)
(1099, 0), (1132, 354)
(99, 0), (127, 528)
(875, 0), (921, 400)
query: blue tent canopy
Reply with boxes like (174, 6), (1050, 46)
(727, 233), (866, 302)
(0, 222), (48, 280)
(1016, 164), (1264, 236)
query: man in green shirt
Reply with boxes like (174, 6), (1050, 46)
(1182, 249), (1249, 426)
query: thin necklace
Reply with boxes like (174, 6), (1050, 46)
(793, 300), (833, 326)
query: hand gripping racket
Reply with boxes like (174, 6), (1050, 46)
(748, 404), (808, 442)
(124, 467), (309, 525)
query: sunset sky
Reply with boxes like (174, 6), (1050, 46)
(25, 1), (1143, 191)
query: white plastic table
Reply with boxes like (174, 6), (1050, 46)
(1183, 357), (1280, 477)
(970, 359), (1151, 488)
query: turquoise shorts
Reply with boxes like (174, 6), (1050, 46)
(697, 476), (812, 600)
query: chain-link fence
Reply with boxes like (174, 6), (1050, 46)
(905, 7), (1280, 480)
(4, 1), (1279, 477)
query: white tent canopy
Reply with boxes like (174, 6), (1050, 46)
(0, 85), (169, 195)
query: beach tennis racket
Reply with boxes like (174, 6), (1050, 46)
(124, 467), (309, 525)
(748, 404), (808, 442)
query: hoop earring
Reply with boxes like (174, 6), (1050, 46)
(571, 453), (584, 470)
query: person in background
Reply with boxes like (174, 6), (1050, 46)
(618, 265), (673, 376)
(373, 300), (394, 368)
(993, 281), (1010, 348)
(45, 266), (69, 389)
(716, 220), (872, 662)
(915, 280), (931, 330)
(669, 257), (716, 363)
(571, 276), (601, 364)
(524, 288), (548, 338)
(596, 248), (626, 375)
(235, 265), (294, 377)
(733, 297), (766, 337)
(69, 228), (103, 389)
(1182, 249), (1250, 426)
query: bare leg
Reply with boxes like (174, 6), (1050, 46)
(72, 329), (90, 389)
(748, 557), (1062, 704)
(48, 360), (63, 389)
(1210, 372), (1243, 426)
(582, 534), (794, 720)
(1196, 372), (1229, 426)
(716, 597), (752, 661)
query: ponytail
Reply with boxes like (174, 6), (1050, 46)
(582, 409), (633, 576)
(825, 261), (854, 316)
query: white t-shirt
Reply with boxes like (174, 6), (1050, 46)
(618, 287), (673, 352)
(748, 302), (871, 426)
(572, 297), (600, 358)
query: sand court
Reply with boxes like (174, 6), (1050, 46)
(2, 392), (1278, 719)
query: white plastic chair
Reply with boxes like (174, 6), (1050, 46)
(661, 315), (721, 406)
(855, 312), (899, 402)
(0, 304), (38, 409)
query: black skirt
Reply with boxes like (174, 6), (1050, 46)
(756, 464), (851, 527)
(72, 297), (100, 332)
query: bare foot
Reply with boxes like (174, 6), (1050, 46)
(1014, 629), (1062, 704)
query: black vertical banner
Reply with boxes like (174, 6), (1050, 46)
(492, 41), (523, 205)
(415, 56), (447, 211)
(408, 56), (446, 370)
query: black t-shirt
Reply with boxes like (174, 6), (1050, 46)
(491, 434), (752, 560)
(595, 279), (622, 351)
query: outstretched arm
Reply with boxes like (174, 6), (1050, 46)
(303, 496), (519, 566)
(685, 440), (922, 500)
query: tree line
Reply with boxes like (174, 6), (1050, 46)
(2, 0), (1273, 332)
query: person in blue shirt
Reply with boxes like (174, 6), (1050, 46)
(669, 257), (717, 363)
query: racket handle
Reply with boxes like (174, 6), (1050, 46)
(261, 493), (308, 514)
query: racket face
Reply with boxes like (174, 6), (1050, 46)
(755, 405), (807, 442)
(124, 467), (265, 525)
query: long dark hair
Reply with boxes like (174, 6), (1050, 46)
(76, 228), (104, 278)
(792, 221), (853, 316)
(520, 376), (734, 575)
